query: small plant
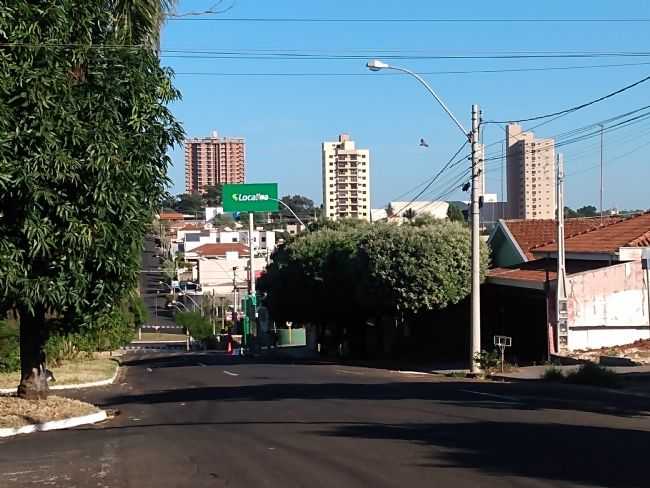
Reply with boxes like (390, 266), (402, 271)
(0, 321), (20, 373)
(542, 366), (565, 381)
(474, 349), (500, 373)
(176, 311), (214, 345)
(566, 362), (620, 388)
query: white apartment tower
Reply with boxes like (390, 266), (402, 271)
(506, 123), (556, 220)
(322, 134), (371, 221)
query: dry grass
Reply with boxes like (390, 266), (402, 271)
(0, 358), (117, 389)
(0, 395), (100, 428)
(138, 332), (187, 342)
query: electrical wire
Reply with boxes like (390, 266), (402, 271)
(387, 141), (468, 216)
(165, 17), (650, 23)
(485, 74), (650, 124)
(173, 61), (650, 77)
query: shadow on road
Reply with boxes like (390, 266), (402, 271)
(102, 375), (650, 420)
(321, 421), (649, 488)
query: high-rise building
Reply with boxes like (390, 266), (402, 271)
(506, 123), (556, 220)
(185, 131), (245, 194)
(322, 134), (371, 221)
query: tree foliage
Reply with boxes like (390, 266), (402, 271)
(447, 204), (466, 222)
(0, 1), (183, 397)
(258, 221), (488, 327)
(174, 192), (204, 214)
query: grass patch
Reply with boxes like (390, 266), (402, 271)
(0, 395), (99, 428)
(566, 363), (620, 388)
(542, 366), (565, 381)
(0, 358), (117, 389)
(138, 332), (187, 342)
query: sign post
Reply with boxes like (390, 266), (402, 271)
(493, 335), (512, 373)
(222, 183), (279, 351)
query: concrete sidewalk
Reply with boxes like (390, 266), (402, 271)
(490, 364), (650, 381)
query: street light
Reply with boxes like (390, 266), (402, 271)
(366, 59), (483, 374)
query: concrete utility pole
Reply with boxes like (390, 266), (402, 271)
(556, 153), (569, 353)
(365, 59), (482, 372)
(598, 123), (605, 223)
(470, 104), (482, 374)
(248, 213), (256, 295)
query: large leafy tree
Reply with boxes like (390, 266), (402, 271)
(258, 221), (488, 333)
(0, 2), (183, 398)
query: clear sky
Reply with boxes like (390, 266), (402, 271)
(161, 0), (650, 211)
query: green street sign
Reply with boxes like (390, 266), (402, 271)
(222, 183), (279, 213)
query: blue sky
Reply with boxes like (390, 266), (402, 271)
(162, 0), (650, 210)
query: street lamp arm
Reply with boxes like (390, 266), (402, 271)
(270, 198), (309, 230)
(386, 65), (469, 140)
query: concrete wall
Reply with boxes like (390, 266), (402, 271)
(567, 261), (650, 350)
(197, 256), (268, 296)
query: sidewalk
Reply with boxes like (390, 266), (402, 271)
(491, 364), (650, 381)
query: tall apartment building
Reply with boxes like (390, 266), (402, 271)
(322, 134), (371, 221)
(185, 131), (245, 194)
(506, 123), (556, 220)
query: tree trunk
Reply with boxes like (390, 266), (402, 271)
(17, 306), (49, 400)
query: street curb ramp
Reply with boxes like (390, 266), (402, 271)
(0, 410), (107, 438)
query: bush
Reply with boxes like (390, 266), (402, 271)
(566, 363), (620, 388)
(0, 321), (20, 373)
(542, 366), (565, 381)
(474, 349), (500, 372)
(175, 311), (213, 343)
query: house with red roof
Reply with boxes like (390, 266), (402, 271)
(483, 213), (650, 359)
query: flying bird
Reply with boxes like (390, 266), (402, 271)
(419, 138), (429, 148)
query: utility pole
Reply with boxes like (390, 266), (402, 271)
(470, 104), (481, 374)
(248, 213), (256, 295)
(556, 153), (569, 353)
(599, 123), (604, 223)
(232, 266), (238, 322)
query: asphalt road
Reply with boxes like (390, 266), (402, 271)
(140, 236), (176, 328)
(1, 353), (650, 488)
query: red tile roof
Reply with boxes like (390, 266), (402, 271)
(159, 211), (185, 221)
(488, 259), (609, 285)
(534, 212), (650, 255)
(503, 217), (621, 260)
(192, 243), (249, 257)
(180, 224), (205, 231)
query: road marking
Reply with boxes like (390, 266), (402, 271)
(223, 370), (239, 377)
(335, 368), (368, 376)
(394, 370), (431, 376)
(459, 389), (520, 402)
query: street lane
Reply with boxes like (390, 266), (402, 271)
(1, 353), (650, 487)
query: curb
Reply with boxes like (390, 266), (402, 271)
(0, 410), (107, 438)
(0, 361), (120, 395)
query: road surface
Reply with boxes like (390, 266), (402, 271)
(1, 353), (649, 487)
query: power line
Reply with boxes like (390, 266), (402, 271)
(165, 17), (650, 23)
(162, 51), (650, 61)
(388, 141), (468, 216)
(486, 74), (650, 124)
(483, 109), (650, 164)
(173, 61), (650, 77)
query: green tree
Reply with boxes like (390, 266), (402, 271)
(175, 192), (204, 214)
(564, 206), (578, 218)
(258, 221), (488, 336)
(576, 205), (598, 217)
(412, 214), (438, 227)
(0, 1), (183, 398)
(112, 0), (178, 49)
(447, 204), (466, 222)
(403, 208), (417, 222)
(203, 185), (223, 207)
